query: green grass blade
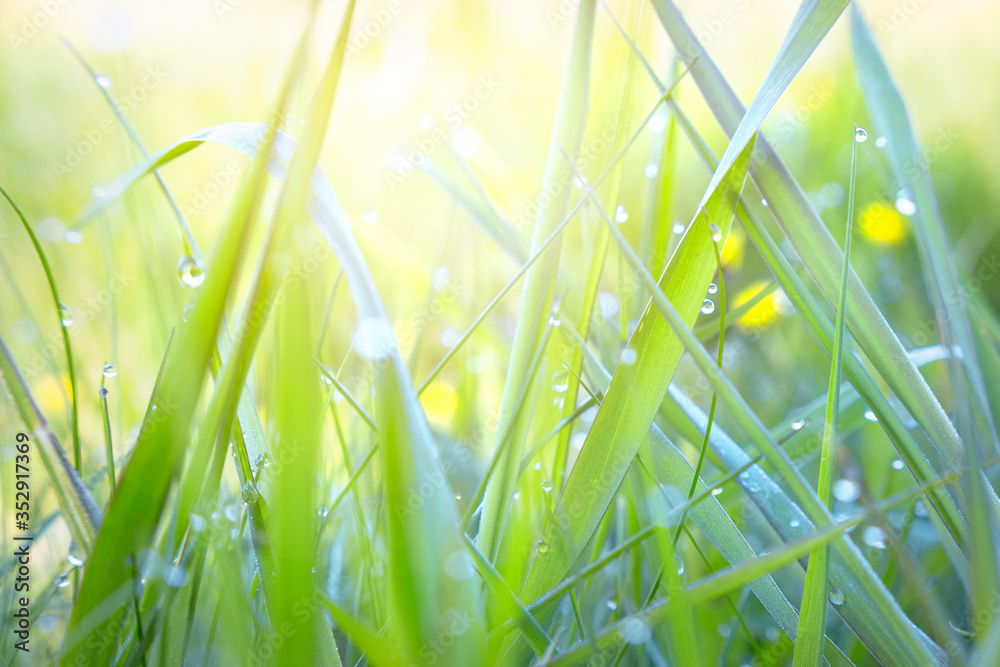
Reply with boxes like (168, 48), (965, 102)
(851, 6), (1000, 629)
(0, 333), (101, 550)
(850, 6), (997, 451)
(652, 0), (985, 511)
(477, 0), (596, 561)
(794, 125), (859, 666)
(678, 0), (850, 208)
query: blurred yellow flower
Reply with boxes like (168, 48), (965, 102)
(734, 280), (779, 332)
(860, 202), (908, 246)
(421, 382), (458, 425)
(37, 374), (68, 416)
(721, 226), (746, 269)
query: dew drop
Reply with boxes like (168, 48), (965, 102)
(64, 230), (84, 244)
(182, 305), (193, 322)
(623, 618), (652, 645)
(700, 298), (715, 315)
(707, 282), (718, 295)
(711, 487), (723, 497)
(55, 573), (71, 589)
(709, 224), (723, 242)
(829, 588), (846, 605)
(98, 386), (109, 398)
(241, 482), (259, 505)
(649, 114), (666, 133)
(102, 363), (118, 378)
(891, 459), (904, 471)
(317, 506), (328, 519)
(717, 624), (732, 638)
(512, 491), (521, 501)
(789, 519), (800, 529)
(863, 410), (877, 422)
(91, 185), (107, 198)
(66, 553), (84, 568)
(675, 552), (685, 575)
(95, 75), (113, 89)
(621, 348), (637, 365)
(765, 626), (781, 642)
(606, 599), (618, 611)
(761, 198), (768, 207)
(672, 221), (685, 234)
(863, 525), (888, 549)
(189, 514), (207, 532)
(854, 127), (868, 143)
(454, 493), (462, 501)
(59, 303), (73, 327)
(551, 371), (569, 394)
(644, 163), (658, 178)
(540, 480), (553, 492)
(895, 190), (917, 216)
(833, 479), (860, 503)
(536, 540), (550, 554)
(790, 418), (805, 431)
(454, 128), (480, 159)
(164, 566), (189, 588)
(875, 136), (887, 148)
(614, 205), (629, 224)
(177, 255), (205, 288)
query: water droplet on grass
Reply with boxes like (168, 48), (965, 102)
(98, 386), (109, 398)
(863, 410), (877, 422)
(95, 75), (113, 89)
(102, 363), (117, 378)
(644, 163), (658, 178)
(59, 303), (73, 327)
(606, 599), (618, 611)
(540, 480), (553, 492)
(895, 191), (917, 216)
(791, 419), (805, 431)
(863, 526), (887, 549)
(875, 136), (887, 148)
(621, 348), (637, 365)
(551, 371), (569, 393)
(829, 588), (846, 605)
(66, 553), (84, 568)
(833, 479), (860, 503)
(672, 221), (685, 234)
(891, 459), (904, 470)
(178, 255), (205, 287)
(64, 230), (84, 244)
(854, 127), (868, 143)
(241, 482), (259, 505)
(711, 487), (722, 497)
(615, 205), (629, 223)
(55, 573), (71, 589)
(709, 224), (722, 242)
(761, 198), (768, 207)
(707, 282), (718, 295)
(700, 299), (715, 315)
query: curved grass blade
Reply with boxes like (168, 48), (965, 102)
(794, 124), (859, 666)
(0, 185), (80, 468)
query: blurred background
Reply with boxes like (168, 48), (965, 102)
(1, 0), (999, 658)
